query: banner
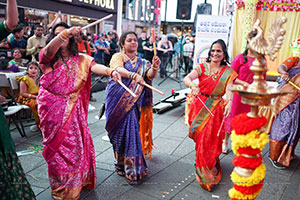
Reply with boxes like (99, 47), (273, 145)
(194, 15), (230, 67)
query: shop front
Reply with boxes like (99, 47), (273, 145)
(0, 0), (118, 34)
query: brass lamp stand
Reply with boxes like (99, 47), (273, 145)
(229, 17), (290, 199)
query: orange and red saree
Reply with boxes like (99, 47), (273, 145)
(188, 63), (237, 191)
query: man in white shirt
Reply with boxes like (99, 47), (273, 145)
(183, 37), (194, 75)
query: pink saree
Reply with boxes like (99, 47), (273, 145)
(37, 52), (96, 199)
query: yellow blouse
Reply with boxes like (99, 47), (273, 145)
(16, 75), (39, 95)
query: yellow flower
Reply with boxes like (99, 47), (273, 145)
(231, 130), (269, 155)
(231, 164), (266, 187)
(229, 187), (261, 199)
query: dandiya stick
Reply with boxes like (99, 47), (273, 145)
(197, 96), (214, 117)
(82, 14), (113, 30)
(144, 83), (165, 95)
(118, 80), (136, 97)
(217, 116), (226, 137)
(151, 29), (157, 56)
(288, 80), (300, 91)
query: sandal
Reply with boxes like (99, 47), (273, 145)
(116, 169), (125, 176)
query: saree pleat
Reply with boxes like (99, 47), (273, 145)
(37, 53), (96, 199)
(188, 64), (237, 191)
(105, 56), (151, 184)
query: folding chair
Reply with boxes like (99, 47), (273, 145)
(0, 73), (27, 137)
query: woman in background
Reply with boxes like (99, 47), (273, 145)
(16, 61), (40, 131)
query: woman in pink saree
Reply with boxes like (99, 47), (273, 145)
(37, 22), (120, 199)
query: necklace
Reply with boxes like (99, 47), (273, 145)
(208, 64), (221, 81)
(61, 56), (76, 78)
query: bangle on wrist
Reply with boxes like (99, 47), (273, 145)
(59, 30), (71, 42)
(128, 72), (133, 80)
(110, 69), (115, 77)
(129, 72), (137, 80)
(105, 68), (112, 76)
(189, 83), (197, 89)
(151, 66), (158, 71)
(132, 73), (138, 80)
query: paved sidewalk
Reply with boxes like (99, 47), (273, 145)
(11, 77), (300, 200)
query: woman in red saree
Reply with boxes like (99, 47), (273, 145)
(183, 39), (237, 191)
(37, 23), (120, 199)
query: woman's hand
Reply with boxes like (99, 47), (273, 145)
(281, 72), (290, 82)
(152, 56), (161, 69)
(191, 85), (200, 98)
(135, 74), (145, 85)
(111, 70), (121, 82)
(224, 101), (232, 117)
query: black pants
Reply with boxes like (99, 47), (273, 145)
(183, 56), (192, 74)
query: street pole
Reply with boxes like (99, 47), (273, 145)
(117, 0), (123, 37)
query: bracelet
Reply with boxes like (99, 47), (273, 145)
(189, 83), (197, 89)
(3, 20), (11, 32)
(59, 30), (72, 42)
(151, 66), (159, 71)
(61, 30), (72, 39)
(129, 72), (137, 80)
(105, 68), (112, 76)
(110, 69), (115, 77)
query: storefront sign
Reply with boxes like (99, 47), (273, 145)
(194, 15), (230, 66)
(74, 0), (115, 11)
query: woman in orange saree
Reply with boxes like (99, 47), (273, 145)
(37, 23), (120, 200)
(183, 39), (237, 191)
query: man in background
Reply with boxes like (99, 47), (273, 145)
(26, 25), (47, 61)
(9, 25), (27, 58)
(137, 31), (148, 58)
(75, 32), (91, 56)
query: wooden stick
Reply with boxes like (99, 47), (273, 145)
(151, 29), (157, 56)
(118, 80), (136, 97)
(144, 83), (165, 95)
(288, 80), (300, 91)
(82, 14), (113, 30)
(280, 74), (300, 91)
(217, 117), (225, 137)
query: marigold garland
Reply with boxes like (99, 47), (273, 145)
(231, 113), (267, 135)
(231, 130), (269, 154)
(237, 147), (261, 155)
(233, 155), (262, 169)
(229, 187), (261, 200)
(230, 112), (269, 200)
(234, 179), (264, 195)
(231, 164), (266, 187)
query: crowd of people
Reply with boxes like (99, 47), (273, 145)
(0, 0), (299, 199)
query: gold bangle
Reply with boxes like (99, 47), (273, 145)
(189, 83), (197, 89)
(151, 66), (159, 71)
(132, 73), (138, 80)
(105, 68), (112, 76)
